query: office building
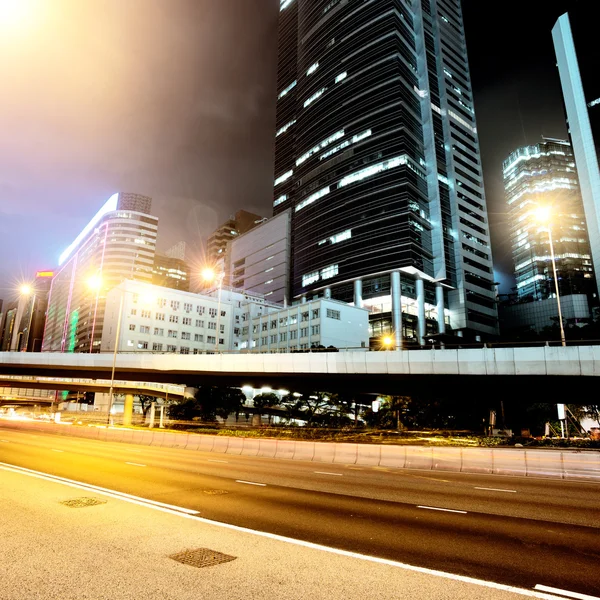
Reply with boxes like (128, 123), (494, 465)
(165, 241), (187, 261)
(42, 193), (158, 353)
(504, 138), (594, 304)
(9, 271), (54, 352)
(0, 302), (17, 351)
(246, 297), (369, 352)
(553, 10), (600, 299)
(206, 210), (265, 273)
(101, 280), (281, 354)
(227, 209), (292, 305)
(152, 253), (190, 292)
(274, 0), (498, 346)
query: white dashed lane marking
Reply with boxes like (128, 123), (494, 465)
(417, 506), (467, 514)
(475, 487), (517, 493)
(236, 480), (266, 487)
(125, 462), (146, 467)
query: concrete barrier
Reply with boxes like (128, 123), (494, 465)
(274, 440), (295, 460)
(312, 441), (336, 463)
(431, 447), (462, 472)
(256, 439), (277, 458)
(524, 449), (564, 478)
(492, 449), (527, 477)
(332, 443), (358, 465)
(2, 420), (599, 481)
(405, 447), (433, 470)
(461, 447), (493, 474)
(240, 438), (260, 457)
(562, 451), (600, 480)
(356, 444), (381, 466)
(225, 437), (244, 455)
(293, 441), (315, 462)
(380, 444), (406, 468)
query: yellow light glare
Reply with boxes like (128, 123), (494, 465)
(0, 0), (33, 26)
(20, 284), (32, 295)
(201, 267), (216, 282)
(533, 206), (552, 224)
(87, 275), (102, 291)
(139, 293), (156, 306)
(382, 336), (393, 346)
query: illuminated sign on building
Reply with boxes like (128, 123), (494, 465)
(36, 271), (55, 278)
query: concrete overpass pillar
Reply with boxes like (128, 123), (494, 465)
(123, 393), (134, 426)
(353, 279), (363, 308)
(416, 277), (426, 346)
(391, 271), (402, 350)
(436, 283), (446, 334)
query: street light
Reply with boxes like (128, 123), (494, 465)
(533, 206), (566, 347)
(202, 267), (225, 352)
(381, 333), (395, 350)
(103, 283), (156, 426)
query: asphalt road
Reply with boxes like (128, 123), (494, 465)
(1, 426), (599, 598)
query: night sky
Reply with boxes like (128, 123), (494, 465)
(0, 0), (591, 299)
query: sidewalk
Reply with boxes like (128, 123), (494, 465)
(0, 465), (562, 600)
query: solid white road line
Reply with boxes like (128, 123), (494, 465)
(0, 462), (199, 514)
(0, 439), (9, 442)
(208, 459), (228, 463)
(0, 461), (575, 600)
(235, 480), (266, 487)
(417, 506), (467, 514)
(125, 462), (146, 467)
(314, 471), (343, 476)
(52, 449), (64, 453)
(534, 584), (600, 600)
(474, 487), (517, 493)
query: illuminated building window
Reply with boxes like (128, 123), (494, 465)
(274, 170), (293, 186)
(307, 62), (319, 76)
(297, 130), (344, 165)
(276, 120), (296, 137)
(274, 195), (287, 207)
(277, 80), (297, 99)
(303, 88), (326, 108)
(335, 71), (347, 83)
(295, 186), (330, 212)
(318, 229), (351, 245)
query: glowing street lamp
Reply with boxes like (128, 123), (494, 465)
(382, 335), (394, 350)
(533, 206), (566, 347)
(202, 267), (225, 352)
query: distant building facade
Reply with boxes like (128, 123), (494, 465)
(206, 210), (264, 277)
(273, 0), (498, 345)
(504, 138), (595, 303)
(152, 254), (190, 292)
(42, 192), (158, 353)
(227, 209), (292, 305)
(245, 297), (369, 352)
(553, 10), (600, 300)
(101, 280), (281, 354)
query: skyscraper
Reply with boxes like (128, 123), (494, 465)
(503, 137), (594, 303)
(42, 193), (158, 353)
(273, 0), (498, 345)
(552, 9), (600, 299)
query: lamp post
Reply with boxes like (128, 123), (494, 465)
(534, 207), (566, 347)
(202, 267), (225, 352)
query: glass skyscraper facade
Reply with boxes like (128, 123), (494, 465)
(503, 138), (595, 303)
(42, 193), (158, 353)
(553, 8), (600, 300)
(273, 0), (498, 345)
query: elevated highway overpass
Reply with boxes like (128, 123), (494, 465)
(1, 345), (599, 400)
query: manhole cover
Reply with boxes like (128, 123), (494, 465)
(60, 497), (107, 508)
(169, 548), (236, 569)
(203, 489), (229, 495)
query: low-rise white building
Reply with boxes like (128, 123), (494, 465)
(243, 297), (369, 352)
(101, 280), (281, 354)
